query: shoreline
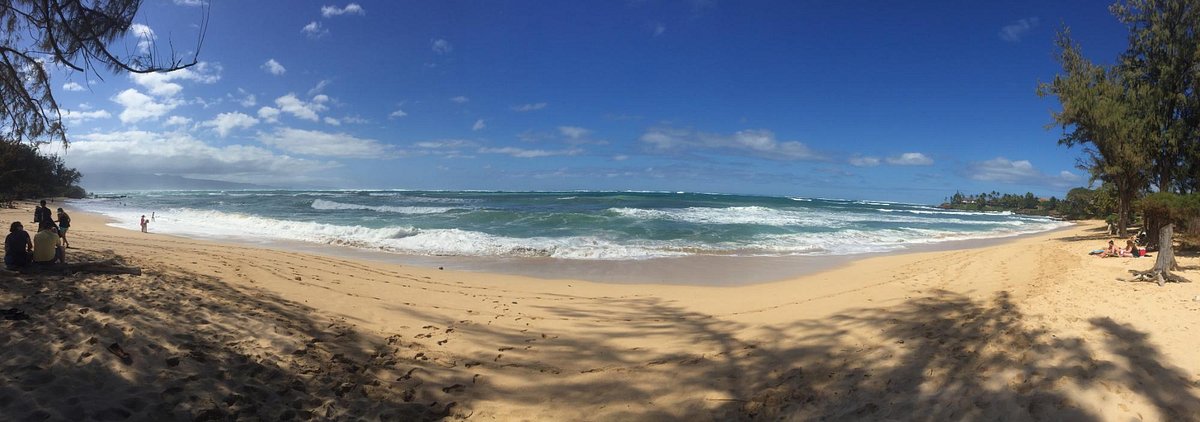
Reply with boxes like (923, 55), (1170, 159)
(3, 201), (1198, 420)
(68, 200), (1076, 285)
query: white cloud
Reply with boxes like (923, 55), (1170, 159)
(261, 59), (286, 76)
(416, 140), (478, 150)
(558, 126), (590, 139)
(450, 96), (469, 104)
(885, 152), (933, 166)
(639, 127), (819, 161)
(302, 21), (329, 38)
(44, 130), (337, 183)
(324, 117), (341, 126)
(321, 3), (365, 17)
(62, 82), (85, 92)
(257, 106), (281, 123)
(129, 23), (156, 54)
(60, 109), (111, 124)
(970, 157), (1037, 183)
(129, 62), (220, 97)
(203, 112), (259, 137)
(389, 108), (408, 119)
(999, 17), (1039, 42)
(341, 115), (368, 124)
(164, 116), (193, 127)
(849, 156), (881, 167)
(258, 127), (395, 158)
(969, 157), (1079, 187)
(1059, 171), (1083, 182)
(308, 79), (331, 96)
(613, 155), (630, 161)
(273, 93), (328, 121)
(511, 102), (547, 112)
(431, 39), (453, 54)
(472, 119), (486, 131)
(236, 89), (257, 107)
(112, 89), (178, 123)
(173, 0), (206, 6)
(479, 146), (583, 158)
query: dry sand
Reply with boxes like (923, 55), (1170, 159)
(2, 202), (1199, 421)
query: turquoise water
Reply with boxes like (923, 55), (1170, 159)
(71, 190), (1068, 260)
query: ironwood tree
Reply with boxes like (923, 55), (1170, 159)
(1038, 29), (1149, 238)
(1041, 0), (1199, 285)
(1, 0), (207, 147)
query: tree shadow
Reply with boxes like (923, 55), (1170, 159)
(5, 246), (1198, 421)
(1089, 317), (1200, 420)
(0, 248), (459, 420)
(1054, 232), (1116, 243)
(383, 288), (1200, 420)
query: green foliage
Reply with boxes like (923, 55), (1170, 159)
(1038, 0), (1200, 235)
(942, 190), (1060, 216)
(0, 142), (86, 201)
(1110, 0), (1200, 192)
(1138, 192), (1200, 225)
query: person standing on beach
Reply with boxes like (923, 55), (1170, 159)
(32, 222), (64, 264)
(32, 200), (51, 226)
(140, 215), (148, 233)
(4, 222), (33, 270)
(56, 208), (71, 248)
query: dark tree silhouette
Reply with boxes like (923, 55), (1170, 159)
(0, 0), (207, 146)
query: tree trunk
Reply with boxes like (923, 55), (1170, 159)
(1153, 223), (1178, 272)
(1145, 215), (1162, 250)
(1117, 191), (1131, 238)
(1128, 223), (1190, 286)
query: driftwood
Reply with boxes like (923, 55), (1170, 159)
(1126, 224), (1191, 286)
(11, 259), (141, 276)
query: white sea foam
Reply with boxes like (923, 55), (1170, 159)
(310, 199), (457, 214)
(876, 208), (1014, 216)
(69, 195), (1071, 261)
(608, 206), (1054, 228)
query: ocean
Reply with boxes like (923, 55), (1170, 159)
(69, 190), (1070, 262)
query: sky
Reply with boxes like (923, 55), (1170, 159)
(43, 0), (1131, 203)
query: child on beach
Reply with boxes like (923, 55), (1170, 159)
(56, 208), (71, 248)
(140, 215), (148, 233)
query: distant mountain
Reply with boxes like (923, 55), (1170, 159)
(81, 172), (273, 191)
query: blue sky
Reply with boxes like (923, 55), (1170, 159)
(45, 0), (1129, 203)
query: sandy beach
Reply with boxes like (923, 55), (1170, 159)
(2, 202), (1199, 421)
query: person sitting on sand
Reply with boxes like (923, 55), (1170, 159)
(1099, 240), (1119, 258)
(1121, 239), (1140, 258)
(56, 208), (71, 248)
(4, 222), (33, 270)
(32, 222), (65, 264)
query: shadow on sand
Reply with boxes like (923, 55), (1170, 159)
(4, 247), (1199, 421)
(0, 248), (454, 421)
(388, 289), (1200, 420)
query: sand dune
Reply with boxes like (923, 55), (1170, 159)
(2, 203), (1198, 420)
